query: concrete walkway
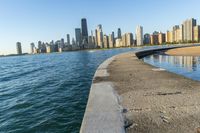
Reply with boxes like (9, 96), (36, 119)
(108, 52), (200, 133)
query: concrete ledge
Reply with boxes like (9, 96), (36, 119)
(80, 55), (125, 133)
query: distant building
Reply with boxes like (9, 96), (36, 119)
(183, 18), (197, 41)
(103, 35), (109, 48)
(122, 34), (126, 47)
(16, 42), (22, 55)
(117, 28), (122, 39)
(30, 43), (35, 54)
(136, 26), (144, 46)
(144, 34), (151, 44)
(166, 31), (173, 43)
(150, 33), (159, 45)
(158, 32), (166, 44)
(126, 33), (133, 46)
(96, 25), (104, 48)
(109, 33), (115, 48)
(115, 39), (122, 47)
(67, 34), (70, 45)
(75, 28), (81, 46)
(172, 25), (179, 42)
(193, 25), (200, 42)
(81, 18), (88, 46)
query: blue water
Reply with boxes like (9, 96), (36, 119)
(143, 53), (200, 81)
(0, 48), (137, 133)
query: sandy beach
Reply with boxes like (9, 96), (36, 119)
(108, 52), (200, 133)
(165, 46), (200, 56)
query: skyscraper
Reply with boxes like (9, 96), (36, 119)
(144, 34), (151, 44)
(136, 26), (144, 46)
(117, 28), (122, 39)
(193, 25), (200, 42)
(81, 18), (88, 45)
(16, 42), (22, 55)
(75, 28), (82, 46)
(183, 18), (197, 41)
(103, 35), (109, 48)
(96, 25), (104, 48)
(67, 34), (70, 45)
(30, 43), (35, 54)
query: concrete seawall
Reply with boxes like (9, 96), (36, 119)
(80, 45), (198, 133)
(80, 53), (126, 133)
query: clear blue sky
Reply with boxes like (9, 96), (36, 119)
(0, 0), (199, 54)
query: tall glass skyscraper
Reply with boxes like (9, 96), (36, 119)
(81, 18), (88, 45)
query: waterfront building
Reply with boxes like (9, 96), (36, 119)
(30, 43), (35, 54)
(16, 42), (22, 55)
(166, 31), (173, 43)
(183, 18), (197, 42)
(126, 33), (133, 46)
(108, 33), (115, 48)
(136, 26), (144, 46)
(103, 35), (109, 48)
(150, 33), (159, 45)
(144, 33), (151, 44)
(193, 25), (200, 42)
(122, 34), (126, 47)
(158, 32), (166, 44)
(61, 38), (65, 47)
(172, 25), (179, 42)
(46, 44), (52, 53)
(115, 39), (122, 47)
(81, 18), (88, 45)
(117, 28), (122, 39)
(96, 25), (104, 48)
(75, 28), (81, 46)
(67, 34), (70, 45)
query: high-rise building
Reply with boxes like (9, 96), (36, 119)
(183, 18), (197, 42)
(122, 34), (126, 47)
(150, 32), (159, 45)
(96, 25), (104, 48)
(158, 32), (166, 44)
(103, 35), (109, 48)
(172, 25), (179, 42)
(126, 33), (133, 46)
(166, 31), (173, 43)
(136, 26), (144, 46)
(109, 33), (115, 48)
(16, 42), (22, 55)
(193, 25), (200, 42)
(117, 28), (122, 39)
(30, 43), (35, 54)
(75, 28), (81, 46)
(144, 34), (151, 44)
(81, 18), (88, 45)
(67, 34), (70, 45)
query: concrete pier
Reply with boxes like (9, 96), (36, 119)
(80, 45), (200, 133)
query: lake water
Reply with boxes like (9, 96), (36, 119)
(0, 48), (136, 133)
(143, 53), (200, 81)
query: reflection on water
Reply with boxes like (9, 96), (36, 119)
(143, 53), (200, 81)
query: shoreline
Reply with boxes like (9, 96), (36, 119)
(165, 46), (200, 56)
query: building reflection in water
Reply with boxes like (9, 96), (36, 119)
(143, 54), (200, 73)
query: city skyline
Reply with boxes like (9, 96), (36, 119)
(0, 0), (200, 54)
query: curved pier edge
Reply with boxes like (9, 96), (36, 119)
(80, 45), (196, 133)
(80, 53), (126, 133)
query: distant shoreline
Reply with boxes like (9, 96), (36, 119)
(165, 46), (200, 56)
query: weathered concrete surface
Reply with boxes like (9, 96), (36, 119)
(80, 55), (125, 133)
(108, 52), (200, 133)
